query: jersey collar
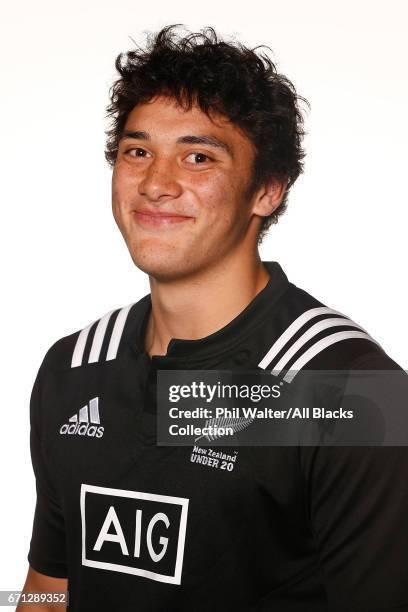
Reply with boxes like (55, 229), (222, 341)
(125, 261), (290, 364)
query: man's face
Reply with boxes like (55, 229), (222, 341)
(112, 95), (264, 281)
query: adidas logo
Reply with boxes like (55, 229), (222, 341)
(59, 397), (104, 438)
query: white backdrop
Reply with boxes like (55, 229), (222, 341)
(1, 0), (407, 599)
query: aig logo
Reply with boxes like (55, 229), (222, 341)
(80, 484), (189, 585)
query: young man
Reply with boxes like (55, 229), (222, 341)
(19, 25), (408, 611)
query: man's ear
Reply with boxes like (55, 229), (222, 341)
(251, 177), (288, 217)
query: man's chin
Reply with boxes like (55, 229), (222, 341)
(130, 251), (195, 282)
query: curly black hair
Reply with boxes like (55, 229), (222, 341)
(105, 24), (310, 244)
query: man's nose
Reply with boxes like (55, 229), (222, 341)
(138, 157), (182, 202)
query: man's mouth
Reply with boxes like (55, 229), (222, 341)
(131, 210), (194, 228)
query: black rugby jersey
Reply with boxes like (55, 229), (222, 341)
(27, 261), (408, 611)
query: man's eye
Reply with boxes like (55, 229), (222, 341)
(185, 152), (212, 164)
(126, 148), (149, 157)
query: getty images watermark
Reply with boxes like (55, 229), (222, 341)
(156, 369), (408, 446)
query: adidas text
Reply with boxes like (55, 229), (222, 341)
(60, 422), (104, 437)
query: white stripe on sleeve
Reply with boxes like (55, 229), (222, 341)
(283, 330), (380, 383)
(271, 317), (366, 375)
(71, 320), (97, 368)
(106, 303), (134, 361)
(88, 309), (116, 364)
(258, 307), (344, 370)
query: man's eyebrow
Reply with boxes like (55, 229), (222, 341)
(121, 130), (150, 141)
(176, 135), (232, 157)
(120, 130), (232, 157)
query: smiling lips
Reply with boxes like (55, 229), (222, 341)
(132, 209), (193, 227)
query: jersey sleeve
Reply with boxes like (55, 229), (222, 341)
(300, 351), (408, 611)
(27, 352), (68, 578)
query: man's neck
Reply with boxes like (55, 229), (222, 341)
(144, 253), (271, 358)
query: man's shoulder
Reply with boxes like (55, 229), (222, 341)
(38, 294), (149, 375)
(259, 278), (401, 373)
